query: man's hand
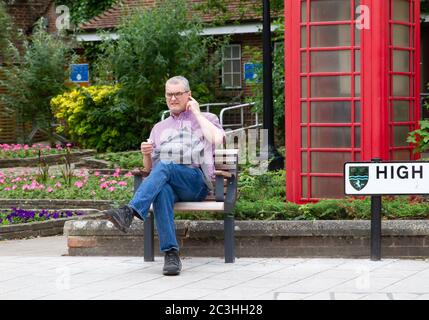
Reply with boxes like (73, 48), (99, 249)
(141, 139), (153, 156)
(186, 96), (201, 116)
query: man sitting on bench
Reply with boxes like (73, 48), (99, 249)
(103, 76), (225, 276)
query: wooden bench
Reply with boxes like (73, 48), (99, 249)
(132, 149), (239, 263)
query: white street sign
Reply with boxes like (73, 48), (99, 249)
(344, 162), (429, 195)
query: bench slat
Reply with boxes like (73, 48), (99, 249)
(149, 202), (224, 212)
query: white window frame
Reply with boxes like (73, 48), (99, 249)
(222, 44), (242, 89)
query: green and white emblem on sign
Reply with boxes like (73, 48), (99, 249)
(349, 166), (369, 191)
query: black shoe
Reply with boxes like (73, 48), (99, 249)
(163, 249), (182, 276)
(103, 205), (134, 233)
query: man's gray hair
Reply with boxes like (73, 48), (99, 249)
(166, 76), (190, 91)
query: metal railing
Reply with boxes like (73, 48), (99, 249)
(160, 101), (261, 136)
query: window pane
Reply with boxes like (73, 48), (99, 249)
(355, 126), (361, 147)
(393, 126), (410, 147)
(310, 50), (351, 72)
(311, 76), (351, 97)
(302, 127), (308, 148)
(302, 152), (308, 173)
(310, 101), (351, 123)
(232, 46), (240, 58)
(224, 61), (231, 73)
(233, 74), (241, 87)
(392, 149), (410, 160)
(393, 0), (410, 22)
(355, 75), (360, 97)
(311, 152), (351, 173)
(224, 46), (232, 58)
(223, 74), (232, 87)
(301, 77), (307, 98)
(310, 0), (351, 22)
(355, 25), (361, 46)
(311, 25), (351, 47)
(301, 52), (306, 72)
(301, 0), (306, 22)
(301, 27), (306, 48)
(355, 101), (361, 122)
(355, 50), (360, 72)
(232, 60), (240, 73)
(393, 50), (410, 72)
(311, 127), (351, 148)
(302, 102), (307, 123)
(302, 176), (308, 198)
(393, 75), (410, 96)
(392, 24), (410, 47)
(311, 177), (344, 198)
(392, 100), (410, 122)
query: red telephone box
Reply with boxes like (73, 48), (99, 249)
(285, 0), (420, 203)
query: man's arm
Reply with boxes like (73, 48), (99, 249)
(187, 97), (224, 145)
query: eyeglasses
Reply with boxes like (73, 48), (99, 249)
(165, 91), (189, 99)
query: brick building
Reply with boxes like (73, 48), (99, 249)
(0, 0), (58, 143)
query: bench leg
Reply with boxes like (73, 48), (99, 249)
(224, 214), (235, 263)
(144, 213), (155, 262)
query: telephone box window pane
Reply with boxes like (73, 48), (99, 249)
(392, 149), (410, 160)
(311, 152), (351, 173)
(310, 0), (351, 22)
(302, 102), (307, 123)
(393, 126), (410, 147)
(311, 127), (351, 148)
(301, 0), (306, 22)
(393, 0), (410, 22)
(355, 101), (361, 122)
(393, 50), (410, 73)
(311, 101), (351, 123)
(301, 52), (307, 72)
(392, 100), (410, 122)
(302, 127), (308, 148)
(311, 76), (351, 97)
(311, 177), (344, 198)
(355, 126), (361, 147)
(355, 76), (361, 97)
(301, 27), (306, 48)
(302, 176), (308, 198)
(355, 50), (360, 72)
(302, 77), (308, 98)
(310, 50), (351, 72)
(355, 25), (361, 46)
(392, 25), (410, 47)
(302, 152), (308, 173)
(311, 25), (351, 47)
(393, 75), (410, 96)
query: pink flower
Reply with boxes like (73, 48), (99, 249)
(47, 187), (54, 193)
(108, 186), (115, 192)
(66, 143), (72, 148)
(12, 185), (17, 190)
(4, 187), (11, 191)
(118, 181), (127, 187)
(74, 181), (84, 188)
(55, 182), (62, 188)
(100, 182), (108, 189)
(94, 171), (100, 176)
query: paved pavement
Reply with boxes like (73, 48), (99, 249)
(0, 236), (429, 300)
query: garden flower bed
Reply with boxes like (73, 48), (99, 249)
(0, 168), (133, 202)
(0, 144), (96, 168)
(0, 207), (85, 225)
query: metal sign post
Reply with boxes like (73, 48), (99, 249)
(344, 160), (429, 260)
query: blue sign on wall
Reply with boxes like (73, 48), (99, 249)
(244, 63), (262, 83)
(70, 64), (89, 83)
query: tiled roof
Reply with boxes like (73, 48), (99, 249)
(80, 0), (280, 31)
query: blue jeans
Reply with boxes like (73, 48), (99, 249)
(128, 161), (209, 252)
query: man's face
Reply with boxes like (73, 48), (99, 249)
(165, 83), (191, 115)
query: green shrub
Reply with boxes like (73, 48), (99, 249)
(51, 85), (140, 152)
